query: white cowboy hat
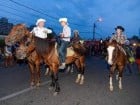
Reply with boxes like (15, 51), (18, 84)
(36, 18), (46, 26)
(59, 18), (68, 23)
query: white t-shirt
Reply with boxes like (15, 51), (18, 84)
(31, 27), (52, 39)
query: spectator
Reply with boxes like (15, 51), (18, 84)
(135, 43), (140, 74)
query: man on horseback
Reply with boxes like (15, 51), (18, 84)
(110, 26), (126, 45)
(59, 18), (71, 69)
(109, 26), (134, 63)
(71, 30), (81, 44)
(31, 18), (52, 39)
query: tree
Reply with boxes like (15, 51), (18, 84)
(131, 35), (139, 40)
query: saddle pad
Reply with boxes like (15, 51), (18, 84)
(66, 47), (75, 57)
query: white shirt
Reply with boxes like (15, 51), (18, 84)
(62, 25), (71, 42)
(31, 27), (52, 39)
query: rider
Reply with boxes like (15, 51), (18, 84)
(110, 26), (127, 45)
(71, 30), (81, 44)
(110, 26), (134, 59)
(31, 18), (52, 39)
(59, 18), (71, 69)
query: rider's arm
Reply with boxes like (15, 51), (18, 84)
(45, 28), (52, 34)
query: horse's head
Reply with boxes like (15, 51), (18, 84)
(15, 42), (27, 59)
(5, 24), (30, 45)
(72, 42), (86, 56)
(15, 38), (35, 60)
(107, 40), (118, 65)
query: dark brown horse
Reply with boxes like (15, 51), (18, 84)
(5, 24), (60, 95)
(107, 40), (127, 91)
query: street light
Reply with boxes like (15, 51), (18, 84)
(93, 17), (103, 40)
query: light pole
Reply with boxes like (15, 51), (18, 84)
(93, 17), (103, 40)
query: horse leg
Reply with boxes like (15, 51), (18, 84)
(36, 63), (41, 87)
(65, 64), (71, 74)
(116, 72), (119, 80)
(53, 72), (60, 96)
(51, 63), (60, 96)
(28, 63), (35, 86)
(118, 66), (124, 90)
(70, 64), (74, 73)
(45, 67), (50, 76)
(79, 56), (85, 85)
(109, 66), (115, 91)
(75, 59), (81, 84)
(49, 71), (55, 90)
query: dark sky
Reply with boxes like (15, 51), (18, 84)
(0, 0), (140, 39)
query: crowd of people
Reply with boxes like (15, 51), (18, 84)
(0, 18), (140, 74)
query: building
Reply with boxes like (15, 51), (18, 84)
(0, 17), (13, 35)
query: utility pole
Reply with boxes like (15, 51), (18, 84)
(92, 17), (103, 40)
(93, 23), (96, 40)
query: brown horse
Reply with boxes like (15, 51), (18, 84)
(5, 24), (60, 95)
(107, 40), (127, 91)
(65, 42), (86, 84)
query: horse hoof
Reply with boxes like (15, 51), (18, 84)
(53, 92), (59, 96)
(36, 83), (40, 87)
(30, 82), (34, 86)
(48, 87), (53, 91)
(110, 87), (114, 91)
(75, 79), (80, 83)
(79, 80), (84, 85)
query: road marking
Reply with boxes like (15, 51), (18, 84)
(0, 80), (51, 101)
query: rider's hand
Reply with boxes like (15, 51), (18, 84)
(60, 33), (64, 38)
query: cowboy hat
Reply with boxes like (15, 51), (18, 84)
(59, 18), (68, 23)
(115, 26), (125, 32)
(36, 18), (46, 26)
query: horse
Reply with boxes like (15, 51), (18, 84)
(107, 40), (127, 91)
(65, 42), (86, 84)
(5, 24), (60, 95)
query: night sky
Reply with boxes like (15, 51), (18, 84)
(0, 0), (140, 39)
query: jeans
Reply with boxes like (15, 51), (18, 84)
(59, 40), (69, 63)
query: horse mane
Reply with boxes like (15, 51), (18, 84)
(72, 43), (86, 56)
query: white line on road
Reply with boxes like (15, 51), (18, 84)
(0, 80), (51, 101)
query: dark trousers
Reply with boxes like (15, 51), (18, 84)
(59, 40), (69, 63)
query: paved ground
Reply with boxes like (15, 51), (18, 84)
(0, 57), (140, 105)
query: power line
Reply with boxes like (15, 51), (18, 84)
(8, 0), (58, 20)
(8, 0), (92, 27)
(0, 4), (40, 18)
(0, 9), (34, 24)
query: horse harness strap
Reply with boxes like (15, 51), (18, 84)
(117, 44), (127, 55)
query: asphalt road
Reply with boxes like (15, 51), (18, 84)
(0, 57), (140, 105)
